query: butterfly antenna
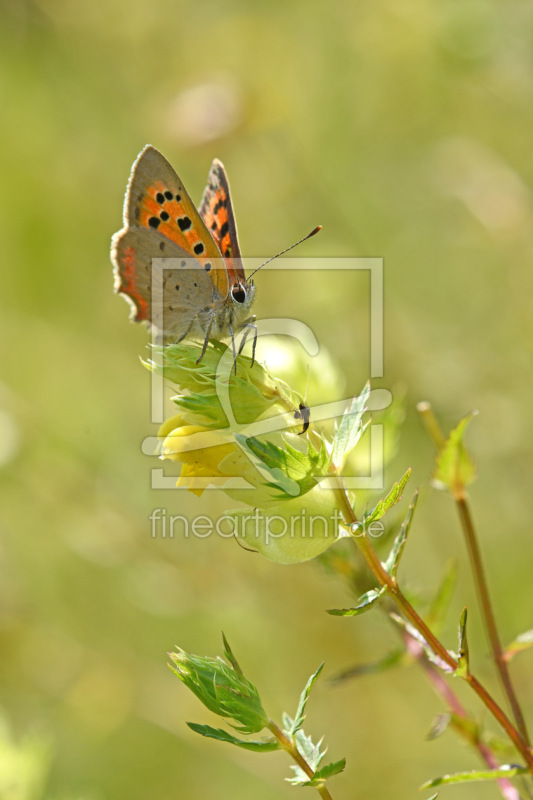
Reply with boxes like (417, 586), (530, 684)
(247, 226), (322, 281)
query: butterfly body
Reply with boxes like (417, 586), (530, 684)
(111, 146), (255, 352)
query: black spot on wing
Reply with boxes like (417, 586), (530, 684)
(177, 216), (192, 231)
(149, 217), (160, 229)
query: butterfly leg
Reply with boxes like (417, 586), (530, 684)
(237, 317), (258, 366)
(196, 314), (215, 364)
(228, 323), (238, 375)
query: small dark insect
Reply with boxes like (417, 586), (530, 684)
(294, 402), (311, 435)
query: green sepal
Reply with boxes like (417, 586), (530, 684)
(433, 411), (477, 493)
(222, 632), (244, 677)
(301, 758), (347, 786)
(186, 723), (279, 752)
(327, 587), (386, 616)
(330, 383), (371, 470)
(384, 490), (418, 578)
(363, 468), (412, 526)
(234, 434), (319, 498)
(421, 764), (528, 789)
(288, 663), (324, 735)
(455, 607), (469, 678)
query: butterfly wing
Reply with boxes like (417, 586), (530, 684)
(199, 159), (246, 285)
(121, 145), (229, 300)
(112, 225), (216, 341)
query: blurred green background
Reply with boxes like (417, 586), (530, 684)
(2, 0), (533, 798)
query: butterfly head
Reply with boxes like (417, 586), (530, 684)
(231, 278), (255, 309)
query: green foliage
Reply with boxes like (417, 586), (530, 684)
(168, 642), (269, 734)
(288, 663), (324, 735)
(384, 490), (418, 579)
(433, 412), (478, 494)
(186, 723), (279, 752)
(362, 468), (412, 525)
(330, 383), (371, 470)
(284, 722), (326, 786)
(300, 759), (347, 787)
(327, 588), (386, 617)
(421, 765), (528, 789)
(455, 607), (469, 678)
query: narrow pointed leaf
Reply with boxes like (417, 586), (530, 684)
(186, 723), (279, 751)
(327, 588), (385, 616)
(433, 412), (477, 493)
(301, 758), (347, 786)
(384, 490), (418, 578)
(455, 607), (469, 678)
(289, 663), (324, 735)
(421, 765), (528, 789)
(363, 468), (412, 525)
(331, 383), (371, 469)
(331, 649), (405, 683)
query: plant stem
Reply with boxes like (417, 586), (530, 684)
(456, 495), (530, 746)
(333, 483), (533, 771)
(267, 720), (334, 800)
(418, 402), (530, 746)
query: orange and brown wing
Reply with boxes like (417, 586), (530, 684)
(122, 146), (229, 299)
(199, 159), (246, 285)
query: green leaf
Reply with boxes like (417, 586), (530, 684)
(456, 607), (469, 678)
(384, 490), (418, 578)
(433, 411), (477, 493)
(503, 629), (533, 662)
(426, 561), (458, 633)
(186, 723), (279, 752)
(426, 713), (451, 741)
(426, 794), (439, 800)
(289, 663), (324, 735)
(331, 649), (405, 683)
(285, 724), (326, 784)
(301, 758), (347, 786)
(327, 588), (385, 616)
(363, 468), (412, 526)
(331, 383), (371, 469)
(421, 764), (528, 789)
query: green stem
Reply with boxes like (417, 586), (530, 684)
(267, 721), (334, 800)
(418, 402), (530, 746)
(333, 483), (533, 771)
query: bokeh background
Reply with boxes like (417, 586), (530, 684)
(2, 1), (533, 798)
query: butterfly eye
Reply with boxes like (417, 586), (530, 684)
(231, 283), (246, 304)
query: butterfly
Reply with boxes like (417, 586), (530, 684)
(111, 145), (256, 363)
